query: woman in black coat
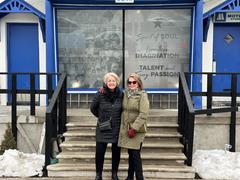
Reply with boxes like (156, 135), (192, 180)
(90, 72), (123, 180)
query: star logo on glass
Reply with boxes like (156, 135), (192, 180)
(154, 21), (162, 28)
(148, 17), (174, 29)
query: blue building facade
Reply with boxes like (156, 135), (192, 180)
(1, 0), (203, 108)
(0, 0), (46, 105)
(46, 0), (202, 96)
(202, 0), (240, 106)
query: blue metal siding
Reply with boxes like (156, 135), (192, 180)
(46, 0), (55, 74)
(192, 0), (203, 108)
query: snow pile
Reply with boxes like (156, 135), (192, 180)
(0, 149), (44, 177)
(193, 150), (240, 179)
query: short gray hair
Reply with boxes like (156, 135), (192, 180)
(103, 72), (120, 86)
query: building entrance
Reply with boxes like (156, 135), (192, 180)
(213, 24), (240, 92)
(56, 8), (192, 90)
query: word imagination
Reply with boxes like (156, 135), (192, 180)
(136, 52), (179, 59)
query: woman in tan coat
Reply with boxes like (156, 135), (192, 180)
(118, 73), (149, 180)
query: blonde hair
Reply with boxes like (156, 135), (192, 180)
(103, 72), (120, 86)
(127, 73), (144, 90)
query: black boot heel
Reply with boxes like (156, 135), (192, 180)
(112, 171), (120, 180)
(95, 172), (102, 180)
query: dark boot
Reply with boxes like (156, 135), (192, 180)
(95, 172), (102, 180)
(95, 142), (107, 180)
(125, 177), (134, 180)
(112, 171), (119, 180)
(112, 143), (121, 180)
(126, 149), (134, 180)
(132, 148), (144, 180)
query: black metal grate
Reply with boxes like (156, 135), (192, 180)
(67, 93), (178, 109)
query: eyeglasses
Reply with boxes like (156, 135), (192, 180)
(127, 81), (137, 85)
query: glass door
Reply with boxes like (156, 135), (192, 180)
(57, 10), (123, 88)
(57, 8), (192, 90)
(125, 9), (192, 89)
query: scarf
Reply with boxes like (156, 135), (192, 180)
(103, 85), (121, 102)
(125, 88), (141, 98)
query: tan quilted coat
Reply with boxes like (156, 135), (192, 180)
(118, 90), (149, 150)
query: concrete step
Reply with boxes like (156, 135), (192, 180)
(67, 115), (178, 123)
(66, 109), (178, 123)
(47, 163), (195, 179)
(66, 122), (179, 132)
(60, 140), (183, 153)
(63, 130), (182, 141)
(56, 151), (186, 165)
(47, 109), (196, 179)
(67, 109), (178, 117)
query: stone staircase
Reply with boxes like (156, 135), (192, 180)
(47, 109), (195, 179)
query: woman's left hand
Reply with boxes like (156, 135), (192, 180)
(127, 128), (136, 138)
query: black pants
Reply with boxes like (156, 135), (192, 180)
(95, 142), (121, 174)
(127, 145), (144, 180)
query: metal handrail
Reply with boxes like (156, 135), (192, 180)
(0, 72), (67, 176)
(178, 72), (238, 166)
(0, 72), (60, 143)
(179, 72), (194, 113)
(44, 73), (67, 175)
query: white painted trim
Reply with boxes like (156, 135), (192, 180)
(202, 17), (214, 108)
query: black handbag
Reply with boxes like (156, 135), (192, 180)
(98, 117), (112, 131)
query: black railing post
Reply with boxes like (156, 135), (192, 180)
(186, 113), (195, 166)
(178, 75), (184, 134)
(53, 104), (58, 138)
(63, 77), (67, 132)
(207, 73), (212, 115)
(47, 74), (53, 104)
(230, 74), (237, 152)
(30, 73), (35, 115)
(11, 73), (17, 143)
(59, 76), (67, 134)
(45, 112), (52, 174)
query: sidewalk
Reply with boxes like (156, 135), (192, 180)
(0, 178), (93, 180)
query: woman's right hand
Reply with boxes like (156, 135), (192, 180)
(98, 87), (104, 94)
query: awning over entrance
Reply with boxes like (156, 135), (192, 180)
(203, 0), (239, 41)
(203, 0), (239, 19)
(52, 0), (198, 5)
(0, 0), (46, 41)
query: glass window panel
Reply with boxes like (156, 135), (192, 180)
(57, 10), (123, 88)
(125, 9), (192, 88)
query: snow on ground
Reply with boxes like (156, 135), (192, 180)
(1, 148), (240, 179)
(0, 149), (44, 177)
(193, 149), (240, 179)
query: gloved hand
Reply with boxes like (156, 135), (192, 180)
(98, 87), (104, 94)
(127, 128), (136, 138)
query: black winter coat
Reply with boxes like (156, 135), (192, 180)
(90, 90), (123, 143)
